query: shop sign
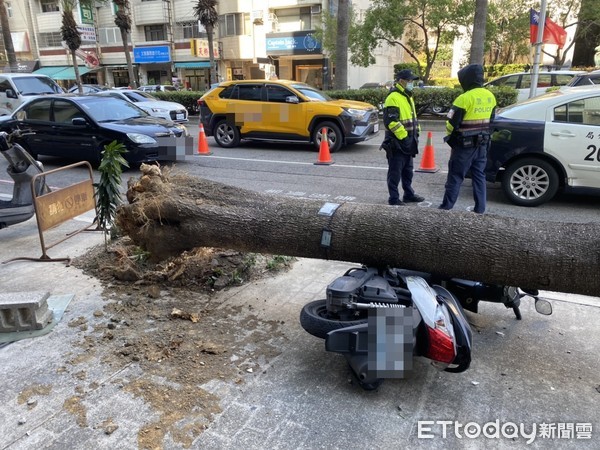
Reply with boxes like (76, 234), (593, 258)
(134, 46), (171, 64)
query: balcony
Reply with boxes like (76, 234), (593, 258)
(133, 2), (169, 26)
(36, 11), (64, 33)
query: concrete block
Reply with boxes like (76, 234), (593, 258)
(0, 291), (53, 332)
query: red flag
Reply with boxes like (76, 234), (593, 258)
(530, 9), (567, 49)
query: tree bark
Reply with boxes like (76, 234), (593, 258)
(116, 167), (600, 297)
(469, 0), (488, 65)
(334, 0), (349, 90)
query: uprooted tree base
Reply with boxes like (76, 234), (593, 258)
(116, 164), (600, 297)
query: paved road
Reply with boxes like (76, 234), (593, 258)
(1, 122), (599, 449)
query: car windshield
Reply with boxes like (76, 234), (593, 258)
(13, 77), (63, 95)
(292, 84), (331, 101)
(122, 91), (157, 102)
(80, 97), (150, 121)
(496, 90), (566, 116)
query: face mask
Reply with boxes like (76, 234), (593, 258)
(405, 82), (414, 91)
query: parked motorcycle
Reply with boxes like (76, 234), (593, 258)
(300, 266), (552, 390)
(0, 129), (48, 229)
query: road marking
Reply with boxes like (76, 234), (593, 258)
(194, 154), (388, 171)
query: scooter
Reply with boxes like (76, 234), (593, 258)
(0, 129), (48, 229)
(300, 266), (552, 390)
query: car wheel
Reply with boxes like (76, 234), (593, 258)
(502, 158), (559, 207)
(213, 119), (240, 148)
(312, 121), (342, 153)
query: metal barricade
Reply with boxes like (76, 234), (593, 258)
(3, 161), (99, 264)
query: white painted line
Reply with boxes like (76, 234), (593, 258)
(194, 154), (388, 171)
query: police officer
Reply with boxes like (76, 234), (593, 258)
(381, 69), (425, 206)
(439, 64), (496, 214)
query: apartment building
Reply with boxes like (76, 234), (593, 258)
(2, 0), (398, 90)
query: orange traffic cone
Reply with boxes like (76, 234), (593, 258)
(197, 123), (212, 155)
(314, 127), (334, 165)
(416, 131), (439, 173)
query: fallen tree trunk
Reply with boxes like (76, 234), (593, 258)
(116, 165), (600, 297)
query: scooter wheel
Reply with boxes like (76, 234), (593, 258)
(299, 299), (367, 339)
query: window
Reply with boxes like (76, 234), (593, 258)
(0, 79), (12, 93)
(218, 13), (249, 37)
(145, 25), (166, 41)
(266, 84), (293, 103)
(99, 27), (126, 45)
(176, 22), (205, 40)
(6, 2), (12, 18)
(554, 99), (585, 124)
(53, 100), (82, 124)
(274, 7), (312, 31)
(38, 32), (63, 47)
(40, 0), (59, 13)
(24, 99), (52, 121)
(237, 84), (262, 101)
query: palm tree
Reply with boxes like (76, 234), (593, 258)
(113, 0), (137, 87)
(0, 0), (17, 71)
(60, 0), (82, 93)
(194, 0), (219, 84)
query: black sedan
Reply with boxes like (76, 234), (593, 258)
(0, 95), (193, 165)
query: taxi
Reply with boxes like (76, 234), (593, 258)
(486, 86), (600, 206)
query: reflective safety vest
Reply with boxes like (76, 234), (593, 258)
(446, 87), (496, 136)
(384, 84), (420, 140)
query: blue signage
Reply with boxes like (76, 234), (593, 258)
(133, 46), (171, 63)
(266, 31), (321, 55)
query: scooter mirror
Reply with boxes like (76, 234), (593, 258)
(534, 298), (552, 315)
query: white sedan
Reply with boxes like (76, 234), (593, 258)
(486, 86), (600, 206)
(93, 90), (188, 123)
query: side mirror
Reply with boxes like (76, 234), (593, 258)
(71, 117), (87, 126)
(6, 89), (18, 99)
(286, 96), (300, 104)
(534, 298), (552, 315)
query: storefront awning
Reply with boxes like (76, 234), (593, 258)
(174, 62), (211, 69)
(33, 66), (68, 77)
(52, 66), (91, 80)
(33, 66), (92, 80)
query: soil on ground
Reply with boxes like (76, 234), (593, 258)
(70, 236), (294, 449)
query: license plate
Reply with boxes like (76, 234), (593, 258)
(374, 123), (379, 133)
(176, 113), (185, 120)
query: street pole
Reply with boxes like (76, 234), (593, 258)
(529, 0), (548, 99)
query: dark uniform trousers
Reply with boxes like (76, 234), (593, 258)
(387, 150), (415, 204)
(439, 143), (487, 213)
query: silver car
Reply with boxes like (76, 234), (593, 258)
(93, 90), (188, 123)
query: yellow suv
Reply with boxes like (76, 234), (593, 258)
(197, 79), (380, 152)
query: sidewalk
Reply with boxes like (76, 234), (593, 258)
(1, 214), (599, 449)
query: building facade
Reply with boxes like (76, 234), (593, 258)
(1, 0), (398, 90)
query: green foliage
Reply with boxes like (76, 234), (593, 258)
(60, 0), (81, 51)
(95, 141), (129, 241)
(266, 255), (294, 271)
(151, 90), (205, 114)
(484, 64), (530, 78)
(349, 0), (474, 83)
(324, 86), (518, 113)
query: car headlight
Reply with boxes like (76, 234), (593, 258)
(343, 108), (369, 121)
(150, 107), (169, 113)
(175, 124), (189, 136)
(127, 133), (157, 144)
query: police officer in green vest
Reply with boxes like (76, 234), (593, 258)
(439, 64), (496, 214)
(380, 69), (425, 206)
